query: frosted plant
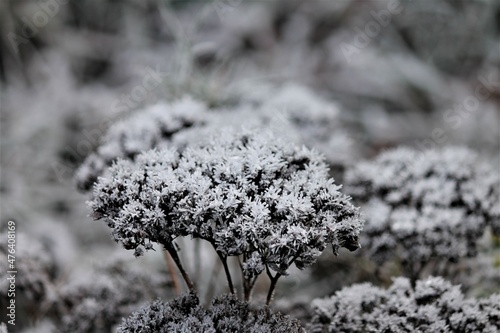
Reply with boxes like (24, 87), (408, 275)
(119, 293), (306, 333)
(54, 257), (171, 333)
(77, 84), (357, 193)
(227, 82), (359, 170)
(89, 129), (363, 303)
(309, 276), (500, 333)
(0, 232), (56, 312)
(75, 96), (208, 190)
(345, 147), (499, 280)
(0, 323), (7, 333)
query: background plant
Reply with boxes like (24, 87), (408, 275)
(345, 146), (499, 282)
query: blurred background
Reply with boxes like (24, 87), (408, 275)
(0, 0), (499, 330)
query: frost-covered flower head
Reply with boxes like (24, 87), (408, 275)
(89, 128), (363, 301)
(0, 232), (55, 304)
(77, 84), (357, 192)
(309, 276), (500, 333)
(119, 293), (305, 333)
(75, 96), (208, 190)
(54, 256), (171, 333)
(345, 147), (499, 272)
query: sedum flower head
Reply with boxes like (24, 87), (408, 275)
(345, 146), (499, 266)
(309, 276), (500, 333)
(119, 293), (306, 333)
(89, 129), (363, 278)
(75, 97), (208, 190)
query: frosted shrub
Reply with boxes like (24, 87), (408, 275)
(54, 257), (171, 333)
(77, 84), (357, 193)
(0, 232), (55, 312)
(75, 97), (208, 190)
(119, 293), (305, 333)
(89, 129), (363, 303)
(229, 83), (358, 170)
(345, 147), (499, 280)
(309, 276), (500, 333)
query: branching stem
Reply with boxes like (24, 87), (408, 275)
(165, 242), (196, 292)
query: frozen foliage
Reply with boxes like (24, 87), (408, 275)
(119, 293), (305, 333)
(228, 83), (358, 169)
(89, 129), (363, 299)
(77, 83), (357, 195)
(309, 276), (500, 333)
(75, 97), (208, 190)
(0, 232), (56, 305)
(0, 323), (7, 333)
(54, 257), (171, 333)
(345, 147), (499, 275)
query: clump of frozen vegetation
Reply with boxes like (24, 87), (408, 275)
(345, 147), (499, 280)
(53, 256), (171, 333)
(0, 232), (56, 314)
(89, 128), (363, 303)
(77, 84), (357, 193)
(227, 83), (358, 170)
(75, 97), (208, 190)
(309, 276), (500, 333)
(119, 293), (305, 333)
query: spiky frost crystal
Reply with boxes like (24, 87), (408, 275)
(345, 147), (499, 266)
(89, 129), (363, 278)
(309, 276), (500, 333)
(119, 293), (305, 333)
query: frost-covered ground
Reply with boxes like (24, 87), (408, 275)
(0, 1), (499, 332)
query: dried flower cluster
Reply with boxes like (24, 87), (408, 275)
(89, 129), (363, 301)
(54, 257), (171, 333)
(75, 97), (208, 190)
(309, 276), (500, 333)
(0, 232), (55, 306)
(345, 147), (499, 276)
(77, 84), (356, 193)
(119, 293), (305, 333)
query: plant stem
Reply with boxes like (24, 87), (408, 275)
(265, 265), (281, 305)
(217, 252), (235, 294)
(166, 242), (196, 292)
(163, 250), (182, 295)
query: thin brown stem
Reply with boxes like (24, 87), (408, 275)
(217, 252), (235, 294)
(163, 250), (182, 295)
(166, 242), (196, 292)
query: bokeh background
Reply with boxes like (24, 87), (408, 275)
(1, 0), (499, 331)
